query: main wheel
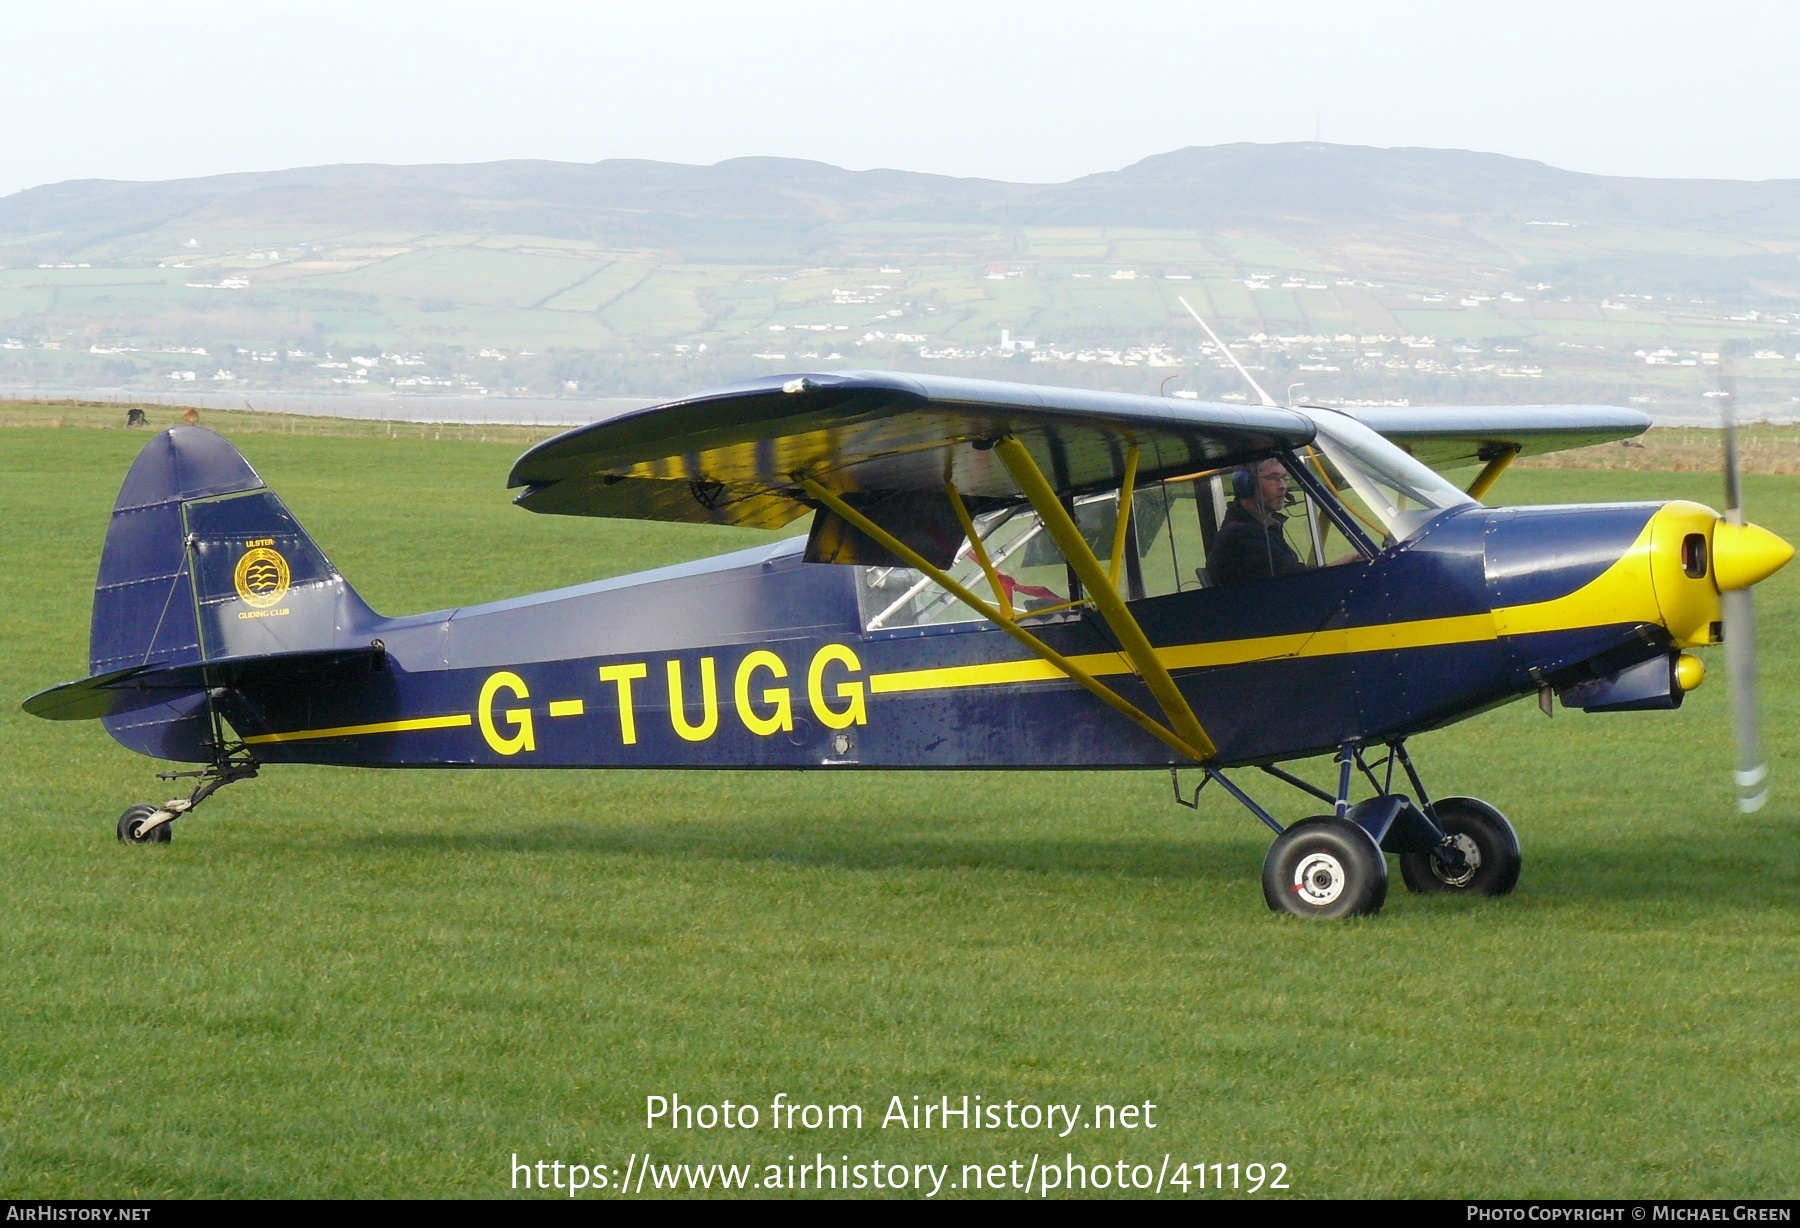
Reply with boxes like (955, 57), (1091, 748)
(1262, 816), (1388, 919)
(1399, 796), (1519, 896)
(117, 803), (172, 844)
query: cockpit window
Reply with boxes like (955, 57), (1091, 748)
(853, 414), (1470, 630)
(1296, 408), (1475, 545)
(856, 462), (1352, 630)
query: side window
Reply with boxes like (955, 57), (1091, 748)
(857, 561), (970, 630)
(859, 498), (1118, 631)
(1130, 478), (1215, 597)
(1131, 464), (1362, 595)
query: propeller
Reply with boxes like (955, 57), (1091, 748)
(1719, 375), (1768, 812)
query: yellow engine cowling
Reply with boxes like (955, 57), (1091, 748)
(1648, 501), (1725, 648)
(1647, 500), (1793, 648)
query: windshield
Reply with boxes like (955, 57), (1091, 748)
(1296, 408), (1475, 544)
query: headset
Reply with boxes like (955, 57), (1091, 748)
(1231, 467), (1255, 501)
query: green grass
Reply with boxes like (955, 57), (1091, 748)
(323, 247), (599, 310)
(1, 426), (1797, 1198)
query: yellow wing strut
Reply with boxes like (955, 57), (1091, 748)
(797, 474), (1211, 763)
(1466, 445), (1519, 503)
(992, 437), (1217, 760)
(1108, 445), (1140, 591)
(944, 482), (1013, 622)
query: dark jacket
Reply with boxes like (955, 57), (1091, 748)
(1209, 501), (1307, 587)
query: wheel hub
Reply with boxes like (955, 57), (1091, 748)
(1431, 833), (1481, 887)
(1292, 852), (1347, 906)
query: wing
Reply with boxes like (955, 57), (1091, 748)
(507, 370), (1313, 532)
(1338, 405), (1651, 470)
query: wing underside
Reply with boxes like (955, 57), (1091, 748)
(1339, 405), (1651, 471)
(506, 371), (1316, 532)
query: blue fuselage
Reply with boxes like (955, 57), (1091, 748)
(219, 500), (1678, 771)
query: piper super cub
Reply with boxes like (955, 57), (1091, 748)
(24, 369), (1793, 918)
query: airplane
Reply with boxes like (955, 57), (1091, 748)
(22, 366), (1795, 918)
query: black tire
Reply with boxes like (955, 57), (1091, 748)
(117, 803), (172, 844)
(1262, 816), (1388, 919)
(1399, 796), (1519, 896)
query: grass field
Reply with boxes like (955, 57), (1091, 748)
(1, 421), (1796, 1198)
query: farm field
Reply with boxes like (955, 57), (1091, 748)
(6, 241), (1799, 412)
(6, 147), (1800, 415)
(1, 419), (1796, 1198)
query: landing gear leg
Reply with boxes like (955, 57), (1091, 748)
(1178, 745), (1395, 919)
(1193, 740), (1520, 914)
(114, 681), (259, 845)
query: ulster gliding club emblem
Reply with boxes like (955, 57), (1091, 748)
(233, 545), (291, 608)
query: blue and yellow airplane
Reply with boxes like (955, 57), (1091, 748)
(23, 371), (1793, 918)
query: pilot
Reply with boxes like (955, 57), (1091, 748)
(1209, 458), (1309, 587)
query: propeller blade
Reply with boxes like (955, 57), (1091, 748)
(1722, 373), (1743, 517)
(1718, 374), (1768, 813)
(1723, 587), (1766, 811)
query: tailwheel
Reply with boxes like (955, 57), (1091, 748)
(117, 803), (173, 845)
(1262, 816), (1388, 919)
(1399, 796), (1520, 897)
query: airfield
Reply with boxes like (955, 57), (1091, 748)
(2, 402), (1795, 1198)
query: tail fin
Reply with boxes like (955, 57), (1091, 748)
(83, 426), (376, 759)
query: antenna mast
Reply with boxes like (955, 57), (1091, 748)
(1178, 296), (1276, 408)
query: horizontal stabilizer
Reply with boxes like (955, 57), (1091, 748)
(22, 646), (386, 722)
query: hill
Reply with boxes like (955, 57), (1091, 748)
(12, 144), (1800, 257)
(2, 144), (1798, 416)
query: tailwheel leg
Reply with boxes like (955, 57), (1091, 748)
(116, 746), (259, 845)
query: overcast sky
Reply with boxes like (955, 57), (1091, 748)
(4, 1), (1797, 198)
